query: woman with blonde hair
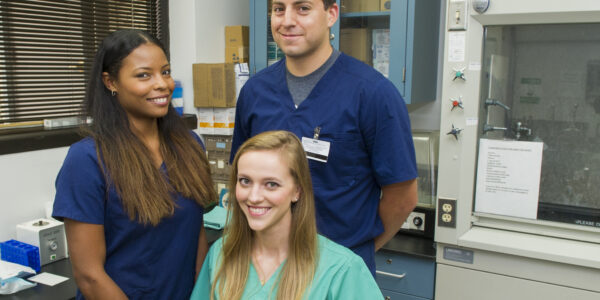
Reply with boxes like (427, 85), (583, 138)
(191, 130), (382, 299)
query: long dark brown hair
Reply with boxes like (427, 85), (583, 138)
(84, 29), (215, 225)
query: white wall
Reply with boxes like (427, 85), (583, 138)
(170, 0), (250, 114)
(0, 148), (68, 241)
(0, 0), (250, 241)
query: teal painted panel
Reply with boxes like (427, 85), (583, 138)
(250, 0), (268, 75)
(405, 0), (441, 103)
(389, 0), (409, 97)
(331, 0), (341, 49)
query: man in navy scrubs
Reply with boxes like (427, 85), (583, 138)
(231, 0), (418, 275)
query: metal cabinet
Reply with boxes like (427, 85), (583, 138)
(375, 250), (435, 300)
(249, 0), (440, 103)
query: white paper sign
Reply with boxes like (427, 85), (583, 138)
(27, 272), (69, 286)
(475, 139), (544, 219)
(448, 32), (466, 62)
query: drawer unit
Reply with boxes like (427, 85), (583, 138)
(375, 250), (435, 299)
(381, 289), (429, 300)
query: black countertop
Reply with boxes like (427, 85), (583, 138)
(2, 227), (221, 300)
(380, 233), (436, 260)
(0, 259), (76, 300)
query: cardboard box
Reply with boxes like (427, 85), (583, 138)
(340, 28), (372, 64)
(341, 0), (380, 13)
(197, 108), (214, 135)
(380, 0), (391, 11)
(193, 63), (249, 108)
(226, 46), (249, 63)
(213, 108), (235, 135)
(193, 63), (236, 107)
(225, 26), (249, 49)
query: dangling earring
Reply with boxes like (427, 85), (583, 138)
(329, 33), (335, 40)
(111, 90), (117, 97)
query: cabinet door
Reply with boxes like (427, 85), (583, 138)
(375, 250), (435, 299)
(338, 0), (403, 92)
(250, 0), (438, 102)
(389, 0), (409, 97)
(249, 0), (268, 75)
(381, 289), (430, 300)
(403, 0), (440, 103)
(250, 0), (341, 74)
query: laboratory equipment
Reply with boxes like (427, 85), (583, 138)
(435, 1), (600, 299)
(398, 131), (439, 238)
(16, 219), (67, 267)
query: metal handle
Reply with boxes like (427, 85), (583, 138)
(485, 98), (511, 111)
(483, 124), (507, 134)
(376, 270), (406, 279)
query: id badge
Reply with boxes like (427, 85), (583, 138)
(302, 137), (330, 163)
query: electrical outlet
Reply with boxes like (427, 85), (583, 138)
(438, 198), (457, 228)
(448, 0), (468, 31)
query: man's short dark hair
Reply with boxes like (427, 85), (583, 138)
(323, 0), (336, 9)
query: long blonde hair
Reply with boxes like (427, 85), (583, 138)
(211, 130), (318, 300)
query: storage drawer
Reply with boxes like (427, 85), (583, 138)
(381, 288), (430, 300)
(375, 250), (435, 299)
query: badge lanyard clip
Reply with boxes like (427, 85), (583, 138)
(313, 127), (321, 140)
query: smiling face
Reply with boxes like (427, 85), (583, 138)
(235, 149), (300, 236)
(270, 0), (338, 64)
(103, 43), (174, 125)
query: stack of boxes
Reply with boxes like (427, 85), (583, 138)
(339, 27), (390, 77)
(204, 135), (233, 197)
(340, 28), (372, 65)
(338, 1), (391, 76)
(193, 26), (250, 135)
(193, 25), (250, 199)
(225, 26), (249, 64)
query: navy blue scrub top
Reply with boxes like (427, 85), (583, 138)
(231, 54), (417, 271)
(53, 137), (204, 299)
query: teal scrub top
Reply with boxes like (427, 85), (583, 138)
(191, 235), (383, 299)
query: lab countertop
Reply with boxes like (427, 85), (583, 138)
(0, 258), (76, 300)
(380, 233), (436, 260)
(2, 227), (223, 300)
(1, 229), (433, 299)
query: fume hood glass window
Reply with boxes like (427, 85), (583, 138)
(475, 24), (600, 228)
